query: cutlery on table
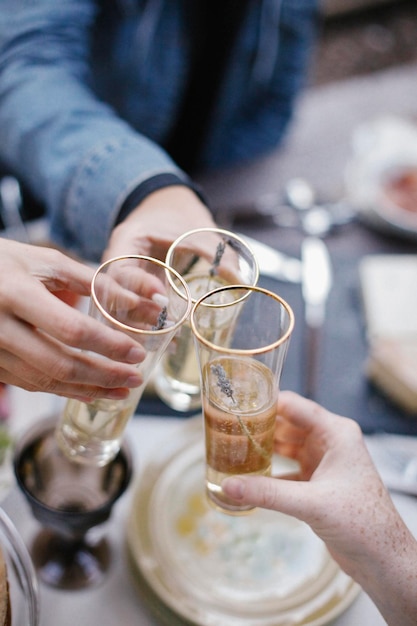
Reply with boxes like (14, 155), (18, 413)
(238, 233), (302, 284)
(217, 178), (356, 236)
(301, 236), (332, 399)
(280, 177), (356, 237)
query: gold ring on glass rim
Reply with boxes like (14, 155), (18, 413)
(91, 254), (192, 335)
(190, 283), (295, 354)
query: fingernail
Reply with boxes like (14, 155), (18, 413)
(222, 477), (245, 500)
(125, 374), (142, 388)
(127, 346), (145, 363)
(152, 293), (169, 307)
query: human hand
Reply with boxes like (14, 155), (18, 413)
(103, 186), (217, 261)
(222, 391), (417, 621)
(0, 239), (145, 400)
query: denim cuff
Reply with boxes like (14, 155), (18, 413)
(115, 173), (208, 225)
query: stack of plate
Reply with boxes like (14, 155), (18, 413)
(126, 417), (360, 626)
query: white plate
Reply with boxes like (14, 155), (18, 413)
(345, 115), (417, 239)
(126, 417), (360, 626)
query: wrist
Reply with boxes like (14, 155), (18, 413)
(347, 516), (417, 625)
(116, 174), (208, 226)
(126, 185), (215, 229)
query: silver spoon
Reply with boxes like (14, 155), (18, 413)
(285, 177), (315, 212)
(275, 177), (356, 237)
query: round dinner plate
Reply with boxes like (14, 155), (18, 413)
(126, 416), (360, 626)
(344, 115), (417, 240)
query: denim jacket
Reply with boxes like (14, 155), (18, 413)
(0, 0), (318, 261)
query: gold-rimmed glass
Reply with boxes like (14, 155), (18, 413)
(55, 255), (191, 467)
(190, 284), (294, 515)
(153, 228), (259, 412)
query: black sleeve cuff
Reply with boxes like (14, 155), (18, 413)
(115, 173), (208, 225)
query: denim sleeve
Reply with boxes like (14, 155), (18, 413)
(0, 0), (185, 261)
(201, 0), (319, 169)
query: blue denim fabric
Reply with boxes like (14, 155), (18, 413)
(0, 0), (318, 261)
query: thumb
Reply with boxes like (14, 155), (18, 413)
(222, 475), (312, 521)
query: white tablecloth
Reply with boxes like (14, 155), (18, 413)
(3, 388), (417, 626)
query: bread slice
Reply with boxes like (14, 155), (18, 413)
(367, 338), (417, 414)
(360, 254), (417, 415)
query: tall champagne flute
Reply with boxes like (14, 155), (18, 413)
(154, 228), (259, 412)
(191, 285), (294, 515)
(55, 255), (191, 467)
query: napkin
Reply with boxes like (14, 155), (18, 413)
(360, 254), (417, 414)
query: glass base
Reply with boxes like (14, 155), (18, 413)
(55, 423), (120, 467)
(31, 528), (110, 590)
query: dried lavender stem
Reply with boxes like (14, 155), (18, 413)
(152, 305), (168, 330)
(211, 364), (269, 461)
(209, 239), (226, 277)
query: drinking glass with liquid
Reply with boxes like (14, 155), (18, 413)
(191, 285), (294, 515)
(56, 255), (191, 466)
(153, 228), (259, 412)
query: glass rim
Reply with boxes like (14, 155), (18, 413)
(165, 227), (260, 302)
(91, 255), (192, 335)
(190, 284), (295, 355)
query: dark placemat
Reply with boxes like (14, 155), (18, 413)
(137, 255), (417, 435)
(297, 257), (417, 435)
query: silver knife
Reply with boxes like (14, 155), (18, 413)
(301, 237), (332, 398)
(238, 233), (302, 284)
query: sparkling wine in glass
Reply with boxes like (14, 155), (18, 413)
(154, 228), (259, 412)
(56, 255), (191, 466)
(191, 285), (294, 515)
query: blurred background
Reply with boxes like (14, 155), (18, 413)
(196, 0), (417, 431)
(315, 0), (417, 85)
(1, 0), (416, 232)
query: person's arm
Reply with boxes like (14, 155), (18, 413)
(0, 238), (145, 400)
(0, 0), (196, 262)
(222, 391), (417, 626)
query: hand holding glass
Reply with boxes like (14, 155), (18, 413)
(56, 255), (191, 466)
(154, 228), (259, 412)
(191, 285), (294, 515)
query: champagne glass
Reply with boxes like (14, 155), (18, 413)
(13, 416), (132, 590)
(55, 255), (191, 466)
(191, 285), (294, 515)
(154, 228), (259, 412)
